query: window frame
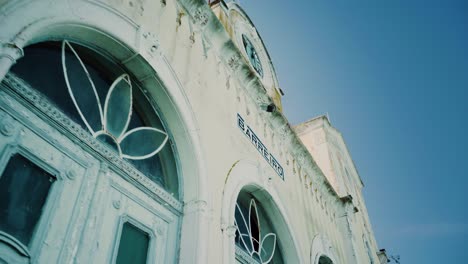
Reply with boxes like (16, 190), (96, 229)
(241, 34), (264, 78)
(0, 144), (64, 260)
(111, 215), (157, 264)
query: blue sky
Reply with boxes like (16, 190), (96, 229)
(239, 0), (468, 263)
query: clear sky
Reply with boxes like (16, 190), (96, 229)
(238, 0), (468, 263)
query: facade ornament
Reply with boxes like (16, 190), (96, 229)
(255, 96), (266, 106)
(0, 42), (24, 64)
(112, 200), (121, 209)
(189, 32), (196, 44)
(99, 162), (109, 175)
(66, 169), (77, 180)
(225, 225), (238, 238)
(156, 225), (164, 236)
(227, 54), (241, 72)
(184, 199), (208, 214)
(193, 8), (210, 28)
(150, 42), (160, 54)
(140, 30), (161, 58)
(0, 112), (16, 136)
(235, 199), (276, 264)
(279, 124), (289, 140)
(62, 40), (168, 160)
(297, 153), (305, 165)
(0, 42), (24, 80)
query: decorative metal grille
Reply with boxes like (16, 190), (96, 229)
(61, 41), (168, 160)
(235, 199), (277, 264)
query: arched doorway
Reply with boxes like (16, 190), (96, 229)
(0, 4), (208, 260)
(1, 37), (183, 263)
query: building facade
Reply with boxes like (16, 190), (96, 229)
(0, 0), (386, 263)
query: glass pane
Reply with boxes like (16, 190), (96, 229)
(0, 154), (54, 246)
(126, 109), (166, 187)
(319, 256), (333, 264)
(130, 155), (165, 187)
(120, 128), (167, 159)
(116, 222), (150, 264)
(235, 195), (284, 264)
(241, 35), (263, 78)
(62, 41), (104, 133)
(105, 75), (132, 138)
(10, 43), (112, 131)
(235, 202), (253, 253)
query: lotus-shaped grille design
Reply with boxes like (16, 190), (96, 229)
(61, 40), (168, 160)
(235, 199), (277, 264)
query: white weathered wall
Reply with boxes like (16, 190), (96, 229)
(0, 0), (383, 263)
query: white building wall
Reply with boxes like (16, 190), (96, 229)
(0, 0), (384, 263)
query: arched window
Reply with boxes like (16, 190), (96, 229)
(1, 39), (181, 262)
(234, 191), (284, 264)
(9, 40), (178, 196)
(318, 255), (333, 264)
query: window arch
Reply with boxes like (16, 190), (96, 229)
(310, 234), (338, 264)
(9, 40), (179, 197)
(318, 255), (333, 264)
(222, 160), (300, 263)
